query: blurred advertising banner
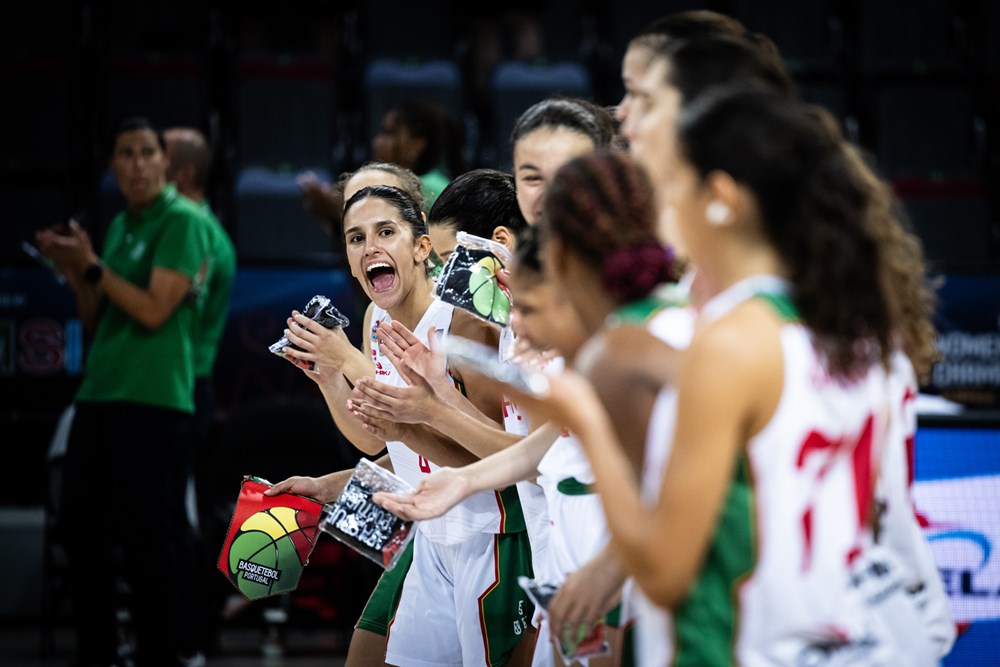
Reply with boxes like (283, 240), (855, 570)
(915, 416), (1000, 664)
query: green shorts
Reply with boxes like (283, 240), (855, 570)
(354, 539), (414, 635)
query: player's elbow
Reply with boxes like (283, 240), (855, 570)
(637, 573), (691, 609)
(136, 310), (170, 330)
(631, 556), (697, 609)
(351, 439), (388, 457)
(133, 296), (185, 330)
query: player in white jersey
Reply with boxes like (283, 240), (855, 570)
(351, 168), (549, 594)
(376, 153), (682, 667)
(272, 184), (535, 666)
(507, 98), (618, 618)
(365, 296), (537, 667)
(356, 101), (620, 665)
(360, 225), (608, 667)
(504, 229), (623, 667)
(265, 163), (428, 667)
(424, 168), (552, 583)
(472, 87), (953, 666)
(877, 350), (956, 656)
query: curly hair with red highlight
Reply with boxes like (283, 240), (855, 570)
(541, 149), (680, 304)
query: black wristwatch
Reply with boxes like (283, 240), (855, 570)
(83, 260), (105, 285)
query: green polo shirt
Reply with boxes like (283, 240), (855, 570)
(192, 200), (237, 379)
(76, 185), (212, 413)
(420, 166), (450, 212)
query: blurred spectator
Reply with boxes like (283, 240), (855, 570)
(299, 101), (466, 242)
(460, 5), (545, 115)
(164, 126), (237, 656)
(163, 127), (235, 444)
(35, 116), (211, 667)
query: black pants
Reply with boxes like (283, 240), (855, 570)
(60, 401), (201, 666)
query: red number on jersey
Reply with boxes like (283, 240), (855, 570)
(795, 414), (875, 571)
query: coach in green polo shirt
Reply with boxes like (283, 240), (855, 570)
(164, 127), (236, 434)
(164, 125), (237, 653)
(36, 116), (210, 667)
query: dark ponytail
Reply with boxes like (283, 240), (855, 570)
(678, 85), (893, 377)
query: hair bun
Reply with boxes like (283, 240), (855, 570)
(601, 243), (678, 304)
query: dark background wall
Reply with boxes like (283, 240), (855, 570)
(1, 0), (999, 509)
(3, 0), (999, 259)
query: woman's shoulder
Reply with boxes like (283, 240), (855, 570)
(579, 325), (678, 390)
(683, 300), (784, 390)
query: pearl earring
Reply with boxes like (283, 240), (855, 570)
(706, 201), (730, 226)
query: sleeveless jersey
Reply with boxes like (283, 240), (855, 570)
(619, 288), (694, 666)
(877, 351), (955, 657)
(370, 300), (525, 544)
(499, 325), (550, 578)
(670, 276), (908, 666)
(535, 353), (608, 584)
(643, 293), (695, 494)
(632, 386), (679, 667)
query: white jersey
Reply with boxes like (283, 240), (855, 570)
(634, 298), (694, 667)
(371, 300), (520, 544)
(671, 276), (942, 666)
(527, 353), (609, 667)
(629, 386), (678, 667)
(641, 302), (695, 494)
(876, 351), (956, 658)
(535, 425), (608, 585)
(499, 326), (551, 582)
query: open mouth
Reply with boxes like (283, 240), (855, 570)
(366, 262), (397, 293)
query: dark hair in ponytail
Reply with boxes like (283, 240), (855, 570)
(678, 84), (894, 377)
(541, 149), (679, 305)
(829, 119), (940, 381)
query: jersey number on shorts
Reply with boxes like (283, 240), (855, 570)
(418, 456), (431, 473)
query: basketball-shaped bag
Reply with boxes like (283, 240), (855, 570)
(217, 476), (325, 600)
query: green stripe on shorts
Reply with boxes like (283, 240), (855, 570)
(556, 476), (594, 496)
(604, 602), (622, 627)
(356, 540), (414, 636)
(477, 531), (536, 666)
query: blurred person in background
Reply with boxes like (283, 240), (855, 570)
(35, 116), (211, 667)
(299, 101), (466, 241)
(164, 126), (237, 658)
(163, 126), (235, 448)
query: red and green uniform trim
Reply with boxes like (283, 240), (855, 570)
(477, 532), (536, 665)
